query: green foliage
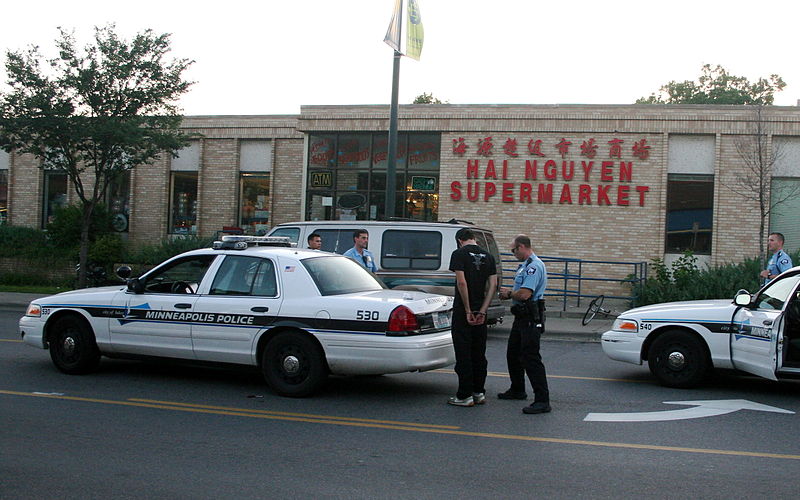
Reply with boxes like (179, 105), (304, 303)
(412, 92), (447, 104)
(45, 204), (114, 250)
(633, 251), (772, 306)
(88, 233), (125, 267)
(636, 64), (786, 105)
(0, 24), (196, 287)
(0, 272), (73, 288)
(125, 236), (213, 266)
(0, 225), (52, 258)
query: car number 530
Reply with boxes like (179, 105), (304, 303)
(356, 310), (379, 320)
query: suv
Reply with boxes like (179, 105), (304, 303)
(268, 220), (505, 324)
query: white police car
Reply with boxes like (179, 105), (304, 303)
(602, 266), (800, 388)
(19, 236), (455, 397)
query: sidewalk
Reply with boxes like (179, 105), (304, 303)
(0, 292), (614, 342)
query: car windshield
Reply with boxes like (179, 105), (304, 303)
(756, 273), (800, 310)
(302, 255), (385, 296)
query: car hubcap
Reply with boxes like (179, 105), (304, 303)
(62, 336), (76, 356)
(282, 355), (300, 375)
(667, 351), (685, 370)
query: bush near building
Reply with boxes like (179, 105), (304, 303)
(0, 222), (212, 288)
(632, 250), (800, 306)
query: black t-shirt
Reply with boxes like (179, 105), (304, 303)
(448, 244), (497, 313)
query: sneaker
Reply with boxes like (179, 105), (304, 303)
(447, 395), (474, 407)
(472, 393), (486, 405)
(497, 389), (528, 400)
(522, 402), (552, 414)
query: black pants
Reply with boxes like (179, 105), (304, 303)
(451, 313), (488, 399)
(506, 316), (549, 403)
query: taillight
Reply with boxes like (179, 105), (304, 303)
(387, 305), (420, 335)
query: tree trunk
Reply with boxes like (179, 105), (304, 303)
(77, 201), (95, 289)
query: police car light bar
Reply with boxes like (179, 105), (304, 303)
(212, 235), (295, 250)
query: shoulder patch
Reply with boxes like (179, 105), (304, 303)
(780, 258), (789, 265)
(526, 267), (536, 275)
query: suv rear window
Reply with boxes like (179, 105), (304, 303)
(474, 230), (502, 275)
(312, 229), (356, 254)
(381, 230), (441, 270)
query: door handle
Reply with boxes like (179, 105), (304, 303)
(175, 303), (192, 309)
(763, 319), (773, 326)
(251, 306), (269, 313)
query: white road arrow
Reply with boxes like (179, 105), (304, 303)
(584, 399), (794, 422)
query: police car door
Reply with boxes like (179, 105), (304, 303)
(731, 272), (800, 380)
(109, 254), (217, 358)
(191, 255), (282, 364)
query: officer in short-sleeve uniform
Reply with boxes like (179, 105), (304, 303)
(766, 249), (793, 283)
(498, 235), (551, 414)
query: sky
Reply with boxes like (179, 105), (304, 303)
(2, 0), (800, 115)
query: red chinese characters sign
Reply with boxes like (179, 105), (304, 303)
(450, 136), (653, 206)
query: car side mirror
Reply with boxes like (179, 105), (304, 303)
(127, 278), (144, 294)
(734, 290), (752, 307)
(116, 266), (132, 279)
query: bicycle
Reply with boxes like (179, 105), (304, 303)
(581, 294), (614, 326)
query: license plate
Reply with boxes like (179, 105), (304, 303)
(433, 311), (451, 329)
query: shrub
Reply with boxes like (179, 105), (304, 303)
(45, 204), (114, 252)
(632, 250), (797, 306)
(0, 225), (53, 258)
(126, 236), (213, 266)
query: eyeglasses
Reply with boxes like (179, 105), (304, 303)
(510, 246), (520, 253)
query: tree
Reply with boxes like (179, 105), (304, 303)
(723, 105), (800, 264)
(412, 92), (447, 104)
(0, 25), (194, 287)
(636, 64), (786, 105)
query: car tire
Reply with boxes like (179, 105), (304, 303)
(647, 330), (709, 388)
(48, 316), (101, 374)
(262, 331), (327, 397)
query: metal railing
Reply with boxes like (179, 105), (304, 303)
(500, 253), (647, 311)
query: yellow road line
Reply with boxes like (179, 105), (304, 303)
(434, 368), (642, 383)
(2, 389), (799, 460)
(129, 398), (459, 429)
(0, 339), (23, 343)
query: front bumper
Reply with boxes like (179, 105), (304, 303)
(19, 315), (46, 349)
(601, 330), (644, 365)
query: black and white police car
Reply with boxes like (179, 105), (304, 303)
(19, 236), (455, 397)
(602, 266), (800, 388)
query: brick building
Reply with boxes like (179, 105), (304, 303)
(1, 104), (798, 275)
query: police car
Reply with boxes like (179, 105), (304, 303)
(602, 266), (800, 388)
(19, 236), (455, 397)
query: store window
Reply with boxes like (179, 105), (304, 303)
(770, 137), (800, 253)
(107, 171), (130, 232)
(169, 142), (200, 235)
(665, 135), (715, 256)
(42, 171), (68, 228)
(239, 140), (272, 235)
(665, 174), (714, 254)
(305, 133), (440, 221)
(0, 150), (8, 225)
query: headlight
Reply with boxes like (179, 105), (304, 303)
(25, 303), (42, 317)
(612, 318), (638, 333)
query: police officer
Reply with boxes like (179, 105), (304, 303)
(760, 232), (793, 284)
(498, 234), (551, 414)
(343, 229), (377, 272)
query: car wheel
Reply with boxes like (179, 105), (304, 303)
(48, 316), (101, 374)
(262, 331), (327, 397)
(647, 331), (709, 388)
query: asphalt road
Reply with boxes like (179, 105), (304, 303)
(2, 307), (800, 499)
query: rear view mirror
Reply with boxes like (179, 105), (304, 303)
(127, 278), (144, 294)
(116, 266), (132, 279)
(734, 290), (751, 307)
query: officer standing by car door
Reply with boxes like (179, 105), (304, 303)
(498, 234), (551, 414)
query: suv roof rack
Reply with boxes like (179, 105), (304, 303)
(445, 218), (475, 225)
(212, 235), (294, 251)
